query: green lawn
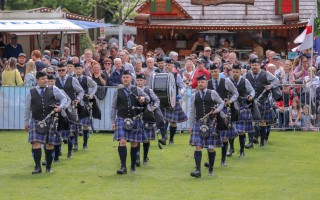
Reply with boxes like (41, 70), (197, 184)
(0, 131), (319, 200)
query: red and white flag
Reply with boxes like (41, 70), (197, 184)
(293, 14), (314, 51)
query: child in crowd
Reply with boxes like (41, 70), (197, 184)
(301, 105), (318, 131)
(289, 98), (301, 128)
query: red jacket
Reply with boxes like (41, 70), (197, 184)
(190, 68), (211, 89)
(276, 90), (294, 108)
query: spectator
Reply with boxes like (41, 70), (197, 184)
(276, 85), (293, 129)
(45, 38), (60, 53)
(24, 60), (37, 86)
(273, 54), (283, 76)
(281, 60), (295, 84)
(221, 48), (230, 69)
(263, 51), (276, 70)
(46, 66), (56, 78)
(118, 50), (135, 74)
(31, 50), (46, 72)
(109, 47), (119, 65)
(301, 105), (317, 131)
(66, 61), (75, 76)
(304, 66), (320, 107)
(108, 35), (119, 48)
(200, 47), (211, 70)
(154, 47), (166, 63)
(189, 54), (198, 66)
(228, 52), (237, 65)
(267, 63), (276, 76)
(134, 59), (144, 74)
(1, 57), (23, 86)
(144, 57), (158, 86)
(64, 47), (72, 61)
(289, 98), (302, 128)
(131, 45), (145, 67)
(93, 52), (100, 62)
(41, 55), (51, 68)
(51, 50), (60, 66)
(43, 50), (51, 57)
(16, 53), (27, 81)
(220, 62), (232, 78)
(127, 35), (135, 50)
(191, 35), (209, 55)
(169, 51), (181, 70)
(72, 56), (80, 65)
(252, 39), (264, 58)
(182, 59), (195, 85)
(294, 56), (309, 79)
(83, 49), (94, 76)
(110, 58), (125, 86)
(91, 60), (108, 86)
(4, 34), (24, 59)
(190, 58), (210, 89)
(99, 49), (108, 69)
(154, 57), (166, 73)
(102, 58), (112, 79)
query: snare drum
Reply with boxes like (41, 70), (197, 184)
(152, 73), (176, 108)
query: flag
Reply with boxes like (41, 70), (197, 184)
(293, 14), (314, 51)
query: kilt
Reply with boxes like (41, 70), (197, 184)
(69, 122), (81, 137)
(189, 123), (222, 148)
(80, 117), (92, 127)
(219, 124), (239, 139)
(162, 101), (188, 123)
(113, 118), (147, 143)
(259, 102), (274, 123)
(235, 106), (254, 133)
(28, 119), (61, 145)
(143, 122), (156, 140)
(59, 130), (70, 140)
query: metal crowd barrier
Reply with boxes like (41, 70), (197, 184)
(1, 84), (319, 131)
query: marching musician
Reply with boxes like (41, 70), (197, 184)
(245, 58), (279, 148)
(229, 63), (255, 157)
(55, 62), (84, 158)
(159, 58), (188, 145)
(25, 72), (68, 174)
(135, 73), (161, 166)
(74, 63), (98, 150)
(188, 74), (224, 177)
(111, 70), (150, 174)
(207, 63), (239, 166)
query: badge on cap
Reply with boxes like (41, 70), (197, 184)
(136, 73), (146, 79)
(209, 63), (219, 70)
(197, 74), (207, 81)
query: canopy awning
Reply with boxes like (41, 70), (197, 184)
(67, 19), (114, 29)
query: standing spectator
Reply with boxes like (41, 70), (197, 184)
(31, 50), (46, 72)
(118, 50), (135, 74)
(110, 58), (125, 86)
(131, 45), (145, 67)
(220, 62), (232, 78)
(144, 57), (158, 86)
(46, 66), (57, 78)
(273, 54), (283, 77)
(51, 50), (60, 66)
(262, 51), (275, 70)
(64, 47), (72, 61)
(4, 34), (24, 59)
(16, 53), (27, 81)
(91, 61), (108, 86)
(108, 35), (119, 48)
(154, 47), (166, 62)
(294, 56), (309, 79)
(99, 49), (108, 69)
(134, 59), (145, 74)
(189, 54), (198, 66)
(252, 39), (264, 58)
(228, 52), (237, 65)
(41, 55), (51, 68)
(281, 60), (295, 84)
(182, 59), (195, 85)
(276, 85), (293, 129)
(83, 49), (94, 76)
(200, 47), (211, 70)
(102, 58), (112, 79)
(109, 47), (119, 65)
(24, 60), (37, 86)
(1, 57), (23, 86)
(45, 38), (60, 53)
(126, 35), (135, 50)
(221, 48), (230, 69)
(191, 35), (210, 55)
(93, 52), (100, 62)
(169, 51), (181, 70)
(304, 67), (320, 109)
(190, 58), (211, 89)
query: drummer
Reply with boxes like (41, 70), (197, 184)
(159, 58), (188, 145)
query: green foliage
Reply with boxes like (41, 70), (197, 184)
(80, 33), (95, 54)
(0, 131), (320, 199)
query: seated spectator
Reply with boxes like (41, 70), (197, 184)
(31, 50), (46, 72)
(1, 57), (23, 86)
(91, 60), (108, 86)
(301, 105), (317, 131)
(4, 34), (24, 59)
(289, 98), (302, 128)
(276, 84), (293, 129)
(24, 60), (37, 86)
(16, 53), (27, 81)
(110, 58), (125, 86)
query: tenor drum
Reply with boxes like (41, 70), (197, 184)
(152, 73), (176, 108)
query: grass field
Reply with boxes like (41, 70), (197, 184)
(0, 131), (319, 200)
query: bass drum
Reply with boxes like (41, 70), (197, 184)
(152, 73), (176, 109)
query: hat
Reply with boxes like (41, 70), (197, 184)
(197, 74), (207, 81)
(36, 71), (47, 79)
(273, 55), (281, 60)
(165, 58), (174, 64)
(222, 48), (229, 52)
(18, 53), (26, 58)
(123, 70), (132, 76)
(53, 50), (60, 55)
(11, 34), (17, 39)
(136, 73), (146, 80)
(67, 60), (74, 65)
(249, 53), (258, 60)
(156, 57), (164, 63)
(74, 63), (82, 68)
(57, 62), (66, 68)
(204, 47), (212, 51)
(232, 63), (241, 70)
(250, 58), (260, 64)
(210, 63), (219, 70)
(196, 58), (205, 64)
(47, 74), (55, 80)
(43, 55), (51, 60)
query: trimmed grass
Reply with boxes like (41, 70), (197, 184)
(0, 131), (319, 200)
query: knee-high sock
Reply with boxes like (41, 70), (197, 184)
(45, 149), (54, 169)
(208, 151), (216, 171)
(239, 134), (245, 153)
(265, 126), (270, 139)
(130, 146), (138, 168)
(54, 145), (60, 161)
(68, 137), (73, 153)
(260, 126), (266, 146)
(136, 143), (140, 162)
(143, 142), (150, 161)
(83, 130), (89, 146)
(254, 126), (260, 139)
(160, 122), (168, 139)
(118, 146), (127, 168)
(194, 151), (202, 171)
(248, 132), (253, 143)
(169, 126), (177, 141)
(74, 133), (78, 145)
(221, 141), (228, 161)
(229, 138), (234, 150)
(32, 148), (42, 167)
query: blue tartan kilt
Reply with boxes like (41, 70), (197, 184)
(239, 106), (252, 121)
(28, 119), (61, 145)
(113, 118), (147, 143)
(80, 117), (92, 127)
(219, 124), (239, 139)
(189, 123), (222, 149)
(162, 101), (188, 123)
(259, 102), (274, 123)
(69, 122), (80, 137)
(235, 121), (254, 133)
(59, 130), (70, 139)
(143, 122), (156, 140)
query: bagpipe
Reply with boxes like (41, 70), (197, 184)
(198, 107), (218, 139)
(36, 108), (59, 135)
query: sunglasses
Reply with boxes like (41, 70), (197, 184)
(58, 69), (65, 72)
(104, 62), (111, 65)
(222, 51), (228, 53)
(47, 72), (55, 74)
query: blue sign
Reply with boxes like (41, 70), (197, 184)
(288, 52), (298, 60)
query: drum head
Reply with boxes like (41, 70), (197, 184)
(167, 73), (176, 108)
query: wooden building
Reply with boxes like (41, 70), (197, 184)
(126, 0), (316, 60)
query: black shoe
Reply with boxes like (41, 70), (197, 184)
(226, 149), (234, 157)
(83, 145), (88, 150)
(63, 139), (68, 144)
(32, 166), (42, 174)
(245, 143), (254, 149)
(73, 144), (78, 151)
(79, 131), (83, 136)
(42, 160), (47, 166)
(143, 158), (149, 165)
(54, 159), (59, 164)
(208, 169), (214, 176)
(169, 140), (174, 145)
(190, 170), (201, 178)
(136, 160), (141, 167)
(130, 167), (136, 174)
(253, 137), (259, 144)
(158, 139), (166, 145)
(117, 167), (127, 175)
(67, 152), (72, 159)
(46, 167), (53, 173)
(265, 138), (269, 143)
(204, 162), (209, 168)
(260, 143), (266, 148)
(221, 160), (227, 167)
(239, 152), (245, 158)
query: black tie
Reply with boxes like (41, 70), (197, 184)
(215, 80), (218, 90)
(201, 91), (205, 100)
(78, 77), (81, 83)
(125, 88), (131, 106)
(253, 74), (257, 81)
(40, 88), (45, 97)
(61, 78), (65, 87)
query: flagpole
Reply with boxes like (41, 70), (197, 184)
(309, 11), (315, 122)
